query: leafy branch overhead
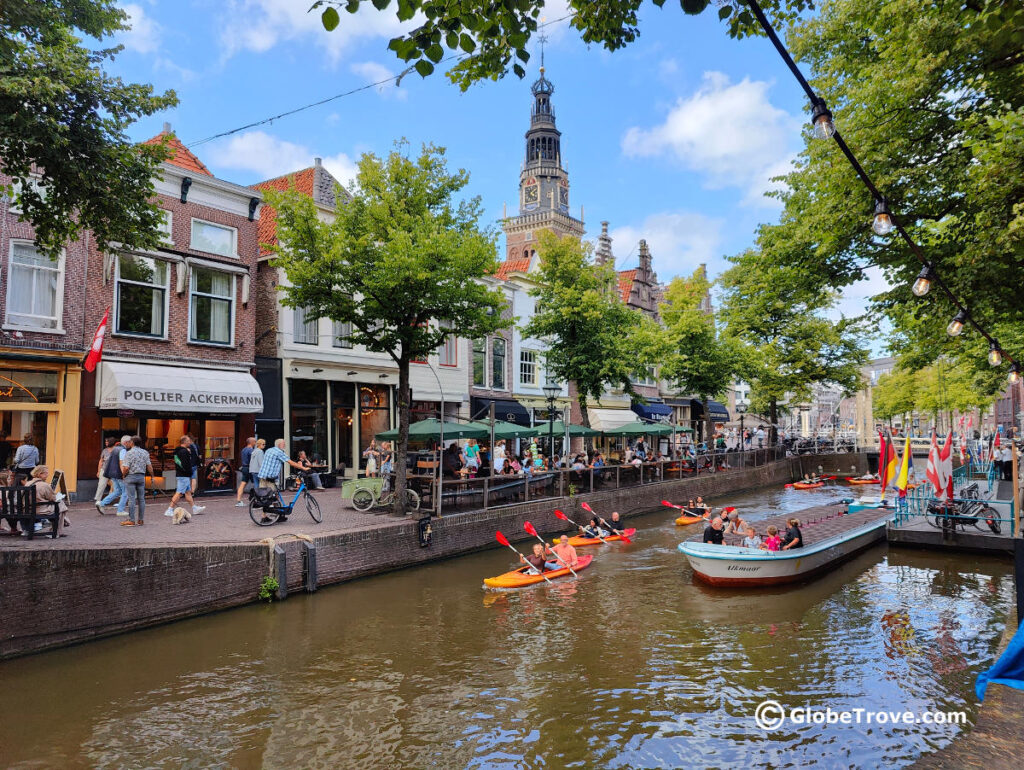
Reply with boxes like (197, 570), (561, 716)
(311, 0), (815, 89)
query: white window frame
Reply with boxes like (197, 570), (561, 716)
(294, 306), (319, 345)
(4, 240), (65, 333)
(189, 217), (238, 258)
(113, 253), (170, 339)
(188, 266), (235, 347)
(472, 338), (488, 388)
(439, 322), (457, 367)
(491, 337), (507, 391)
(332, 319), (353, 348)
(519, 350), (538, 386)
(7, 177), (46, 215)
(157, 209), (173, 244)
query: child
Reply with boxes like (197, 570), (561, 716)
(761, 525), (782, 552)
(741, 525), (762, 549)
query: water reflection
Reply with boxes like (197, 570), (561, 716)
(0, 485), (1013, 769)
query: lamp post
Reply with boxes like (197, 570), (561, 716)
(543, 384), (560, 466)
(737, 403), (747, 452)
(424, 360), (446, 516)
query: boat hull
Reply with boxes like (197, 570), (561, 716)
(844, 478), (880, 485)
(678, 516), (887, 587)
(483, 554), (594, 588)
(674, 515), (704, 526)
(568, 528), (635, 547)
(792, 482), (824, 489)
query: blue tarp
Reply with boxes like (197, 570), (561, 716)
(975, 623), (1024, 700)
(632, 401), (673, 421)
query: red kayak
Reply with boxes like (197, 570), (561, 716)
(568, 528), (636, 546)
(792, 481), (824, 489)
(845, 477), (880, 485)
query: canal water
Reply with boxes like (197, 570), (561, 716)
(0, 486), (1014, 769)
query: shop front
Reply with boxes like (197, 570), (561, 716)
(95, 361), (262, 495)
(0, 353), (82, 492)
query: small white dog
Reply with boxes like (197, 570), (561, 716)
(172, 507), (192, 525)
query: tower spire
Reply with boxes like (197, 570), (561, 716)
(539, 26), (547, 74)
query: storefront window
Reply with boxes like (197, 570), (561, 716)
(0, 411), (47, 467)
(0, 370), (58, 403)
(358, 384), (390, 470)
(202, 420), (236, 491)
(290, 380), (327, 462)
(332, 382), (355, 473)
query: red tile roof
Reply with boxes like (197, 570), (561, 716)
(251, 168), (317, 254)
(143, 131), (212, 176)
(617, 269), (636, 303)
(495, 256), (532, 280)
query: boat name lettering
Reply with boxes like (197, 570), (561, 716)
(726, 565), (761, 572)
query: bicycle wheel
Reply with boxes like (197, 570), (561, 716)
(304, 490), (323, 523)
(249, 497), (280, 526)
(352, 488), (375, 511)
(981, 507), (1001, 534)
(404, 488), (421, 511)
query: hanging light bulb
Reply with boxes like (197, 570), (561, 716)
(988, 340), (1002, 367)
(946, 309), (967, 336)
(872, 199), (894, 236)
(810, 99), (835, 140)
(1009, 363), (1021, 385)
(911, 264), (933, 297)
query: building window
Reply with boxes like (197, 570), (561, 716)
(5, 242), (63, 331)
(189, 267), (234, 345)
(439, 322), (457, 366)
(473, 338), (487, 387)
(157, 210), (173, 243)
(190, 219), (236, 257)
(520, 350), (537, 386)
(115, 254), (168, 337)
(332, 319), (352, 348)
(492, 337), (506, 390)
(294, 306), (318, 344)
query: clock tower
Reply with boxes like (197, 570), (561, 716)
(501, 57), (584, 267)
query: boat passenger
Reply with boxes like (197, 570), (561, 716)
(724, 509), (746, 534)
(782, 518), (803, 550)
(702, 517), (725, 545)
(761, 525), (782, 552)
(519, 543), (548, 574)
(545, 535), (579, 570)
(741, 526), (762, 549)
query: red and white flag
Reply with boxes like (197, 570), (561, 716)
(83, 308), (109, 372)
(926, 429), (942, 498)
(939, 430), (954, 500)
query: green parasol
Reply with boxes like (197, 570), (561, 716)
(375, 418), (489, 442)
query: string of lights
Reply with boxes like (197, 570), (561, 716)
(745, 0), (1019, 385)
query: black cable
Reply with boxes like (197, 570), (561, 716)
(745, 0), (1016, 366)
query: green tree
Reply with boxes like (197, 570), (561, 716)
(908, 362), (992, 431)
(522, 231), (662, 430)
(719, 249), (868, 438)
(750, 0), (1024, 382)
(872, 369), (918, 426)
(267, 142), (506, 514)
(1, 0), (178, 256)
(660, 270), (746, 447)
(312, 0), (816, 89)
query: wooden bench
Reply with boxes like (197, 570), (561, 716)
(0, 485), (62, 539)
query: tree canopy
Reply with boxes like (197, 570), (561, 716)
(267, 141), (507, 513)
(521, 231), (662, 428)
(1, 0), (177, 256)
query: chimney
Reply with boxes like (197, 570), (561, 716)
(162, 121), (172, 133)
(314, 157), (322, 167)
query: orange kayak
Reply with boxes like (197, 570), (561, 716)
(568, 528), (636, 546)
(792, 481), (824, 489)
(483, 554), (594, 588)
(674, 515), (705, 526)
(845, 477), (880, 485)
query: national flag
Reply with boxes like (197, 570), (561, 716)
(895, 434), (913, 493)
(939, 430), (954, 501)
(83, 308), (109, 373)
(926, 430), (942, 498)
(879, 431), (897, 499)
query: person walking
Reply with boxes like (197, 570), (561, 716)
(94, 437), (117, 505)
(249, 438), (266, 484)
(119, 436), (153, 527)
(165, 435), (205, 517)
(12, 434), (40, 485)
(236, 436), (257, 506)
(96, 435), (129, 516)
(187, 433), (201, 495)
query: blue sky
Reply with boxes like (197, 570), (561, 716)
(109, 1), (884, 323)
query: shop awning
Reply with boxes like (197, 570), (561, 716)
(587, 408), (639, 432)
(631, 400), (673, 421)
(470, 396), (531, 425)
(99, 361), (264, 414)
(691, 398), (731, 423)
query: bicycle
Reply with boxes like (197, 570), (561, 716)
(926, 499), (1001, 535)
(342, 475), (420, 512)
(249, 471), (323, 527)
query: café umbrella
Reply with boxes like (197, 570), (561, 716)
(537, 420), (601, 438)
(375, 418), (489, 442)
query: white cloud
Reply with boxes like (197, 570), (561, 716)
(350, 61), (408, 100)
(219, 0), (412, 65)
(118, 3), (161, 54)
(206, 131), (359, 188)
(658, 58), (679, 80)
(622, 71), (800, 207)
(609, 211), (726, 280)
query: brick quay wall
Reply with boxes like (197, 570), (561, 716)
(0, 453), (868, 659)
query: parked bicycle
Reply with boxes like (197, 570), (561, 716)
(926, 498), (1001, 535)
(249, 471), (323, 527)
(342, 475), (420, 512)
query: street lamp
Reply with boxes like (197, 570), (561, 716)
(736, 403), (747, 450)
(543, 384), (560, 465)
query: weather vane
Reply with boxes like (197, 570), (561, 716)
(538, 19), (548, 74)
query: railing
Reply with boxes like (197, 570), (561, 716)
(889, 472), (1016, 535)
(409, 446), (788, 515)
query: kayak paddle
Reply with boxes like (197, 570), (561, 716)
(523, 521), (578, 577)
(553, 508), (612, 544)
(580, 502), (632, 544)
(495, 530), (553, 585)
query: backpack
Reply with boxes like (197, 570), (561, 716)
(104, 447), (123, 479)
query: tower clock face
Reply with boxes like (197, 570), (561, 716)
(558, 181), (569, 209)
(524, 184), (539, 205)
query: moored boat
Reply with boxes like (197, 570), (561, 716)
(568, 528), (635, 547)
(483, 554), (594, 589)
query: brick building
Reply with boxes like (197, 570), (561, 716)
(76, 127), (264, 498)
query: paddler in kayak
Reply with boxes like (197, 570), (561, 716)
(519, 543), (549, 574)
(605, 511), (625, 534)
(580, 516), (607, 538)
(545, 535), (579, 570)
